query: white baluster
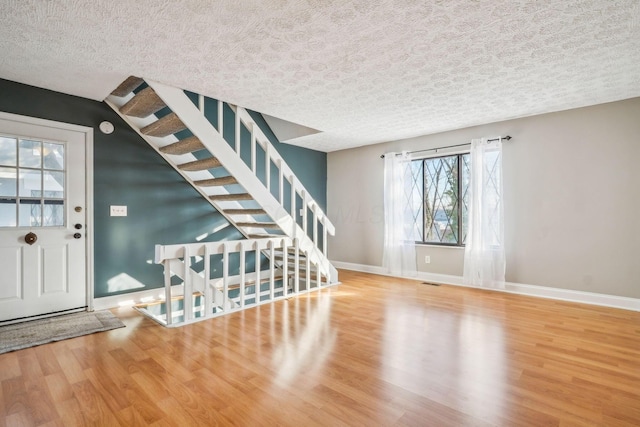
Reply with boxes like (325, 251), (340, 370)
(239, 244), (246, 308)
(269, 240), (275, 300)
(290, 176), (296, 228)
(198, 94), (204, 114)
(305, 251), (311, 293)
(183, 245), (193, 321)
(204, 244), (212, 317)
(281, 239), (288, 298)
(265, 144), (271, 191)
(255, 244), (261, 305)
(235, 108), (241, 154)
(222, 243), (228, 312)
(325, 265), (331, 286)
(294, 238), (300, 294)
(302, 191), (308, 236)
(164, 259), (173, 326)
(313, 205), (318, 249)
(278, 160), (284, 205)
(251, 124), (256, 173)
(217, 100), (223, 135)
(322, 221), (328, 256)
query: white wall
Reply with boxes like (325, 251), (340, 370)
(328, 97), (640, 299)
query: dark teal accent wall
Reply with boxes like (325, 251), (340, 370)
(0, 78), (327, 298)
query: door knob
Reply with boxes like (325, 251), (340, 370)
(24, 232), (37, 245)
(74, 224), (82, 229)
(73, 233), (82, 239)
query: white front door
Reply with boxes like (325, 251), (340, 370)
(0, 114), (90, 323)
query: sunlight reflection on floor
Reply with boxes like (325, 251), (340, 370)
(272, 292), (337, 387)
(382, 298), (507, 424)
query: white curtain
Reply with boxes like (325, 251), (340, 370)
(382, 152), (417, 277)
(463, 138), (505, 289)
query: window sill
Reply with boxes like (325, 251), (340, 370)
(414, 243), (465, 249)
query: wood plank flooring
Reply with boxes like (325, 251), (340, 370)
(1, 269), (639, 426)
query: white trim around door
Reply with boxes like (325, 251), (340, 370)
(0, 111), (95, 313)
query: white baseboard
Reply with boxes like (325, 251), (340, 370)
(331, 260), (640, 312)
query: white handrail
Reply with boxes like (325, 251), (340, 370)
(156, 238), (290, 263)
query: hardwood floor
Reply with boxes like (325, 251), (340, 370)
(1, 269), (639, 426)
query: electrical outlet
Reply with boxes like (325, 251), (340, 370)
(110, 205), (127, 217)
(424, 255), (431, 264)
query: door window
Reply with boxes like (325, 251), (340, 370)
(0, 135), (65, 227)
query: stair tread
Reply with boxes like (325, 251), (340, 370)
(249, 234), (285, 238)
(111, 76), (144, 97)
(224, 208), (266, 215)
(236, 222), (280, 229)
(160, 136), (205, 155)
(194, 176), (237, 186)
(119, 87), (166, 118)
(210, 193), (253, 201)
(141, 112), (186, 137)
(178, 157), (221, 171)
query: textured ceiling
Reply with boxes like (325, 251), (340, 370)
(0, 0), (639, 152)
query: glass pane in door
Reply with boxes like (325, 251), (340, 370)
(19, 199), (41, 226)
(43, 200), (64, 227)
(0, 137), (17, 166)
(0, 200), (16, 226)
(0, 167), (16, 197)
(43, 170), (64, 198)
(19, 139), (42, 168)
(43, 142), (64, 170)
(18, 169), (41, 197)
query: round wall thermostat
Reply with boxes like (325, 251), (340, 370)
(99, 121), (114, 134)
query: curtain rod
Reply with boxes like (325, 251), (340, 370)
(380, 135), (512, 159)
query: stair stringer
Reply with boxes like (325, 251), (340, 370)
(146, 80), (337, 283)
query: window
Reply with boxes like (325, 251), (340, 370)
(0, 135), (65, 227)
(407, 153), (470, 245)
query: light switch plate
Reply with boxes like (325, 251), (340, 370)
(110, 205), (127, 217)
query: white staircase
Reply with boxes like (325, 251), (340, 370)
(105, 77), (337, 325)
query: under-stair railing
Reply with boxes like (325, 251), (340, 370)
(154, 237), (325, 327)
